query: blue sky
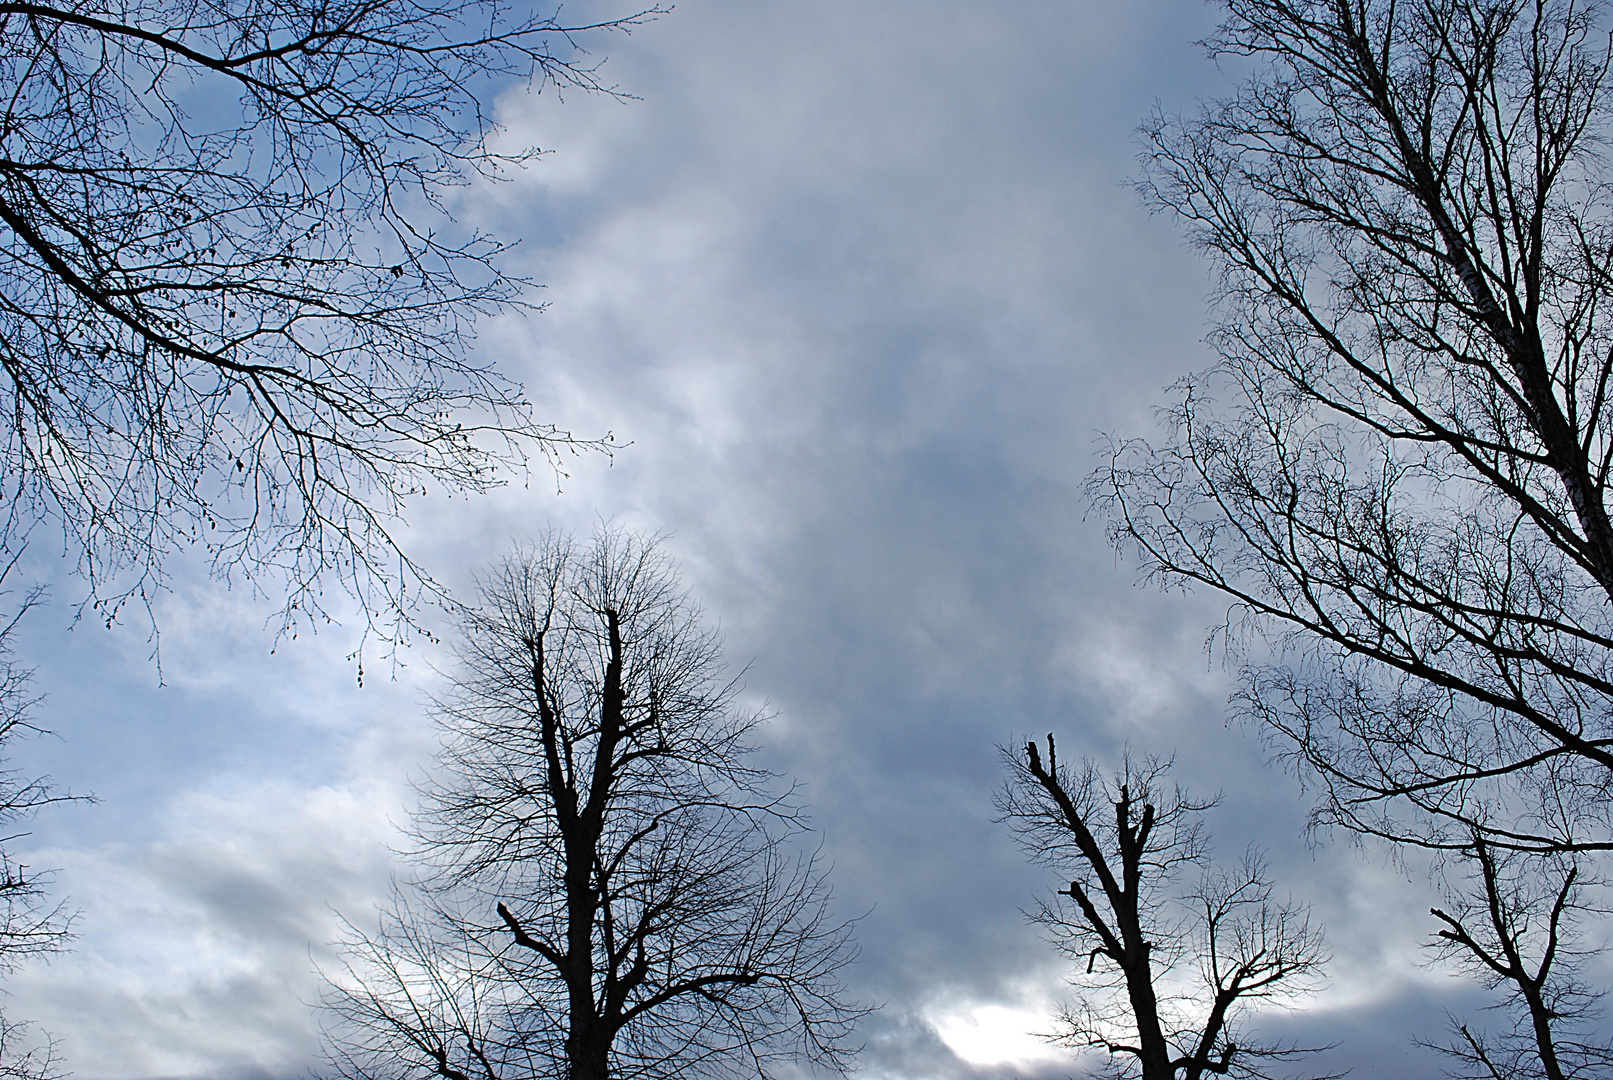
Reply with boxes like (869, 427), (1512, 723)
(4, 2), (1533, 1077)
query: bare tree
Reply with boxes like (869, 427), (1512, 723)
(0, 0), (659, 644)
(0, 562), (84, 1080)
(0, 1019), (63, 1080)
(1423, 835), (1612, 1080)
(1100, 0), (1613, 857)
(320, 529), (865, 1080)
(1095, 1), (1613, 1074)
(998, 736), (1328, 1080)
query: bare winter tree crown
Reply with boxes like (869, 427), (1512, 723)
(1101, 0), (1613, 855)
(320, 529), (865, 1080)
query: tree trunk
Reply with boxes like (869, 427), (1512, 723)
(1122, 943), (1175, 1080)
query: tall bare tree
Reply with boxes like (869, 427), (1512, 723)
(1102, 0), (1613, 858)
(998, 737), (1328, 1080)
(0, 566), (83, 1080)
(0, 0), (656, 643)
(1103, 0), (1613, 856)
(1096, 0), (1613, 1073)
(320, 529), (865, 1080)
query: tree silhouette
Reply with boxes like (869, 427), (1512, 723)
(321, 529), (865, 1080)
(1000, 738), (1328, 1080)
(0, 564), (86, 1079)
(1098, 1), (1613, 1073)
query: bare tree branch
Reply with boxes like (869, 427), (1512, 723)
(0, 0), (663, 650)
(1100, 0), (1613, 856)
(0, 562), (89, 1080)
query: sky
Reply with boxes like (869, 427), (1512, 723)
(1, 2), (1551, 1078)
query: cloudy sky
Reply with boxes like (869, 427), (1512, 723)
(5, 2), (1529, 1077)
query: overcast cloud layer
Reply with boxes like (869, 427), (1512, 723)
(5, 3), (1537, 1078)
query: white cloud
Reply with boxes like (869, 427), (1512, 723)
(929, 997), (1075, 1070)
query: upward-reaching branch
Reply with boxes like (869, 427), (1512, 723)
(1000, 741), (1327, 1080)
(1426, 836), (1610, 1080)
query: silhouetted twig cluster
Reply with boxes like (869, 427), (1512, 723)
(0, 0), (659, 644)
